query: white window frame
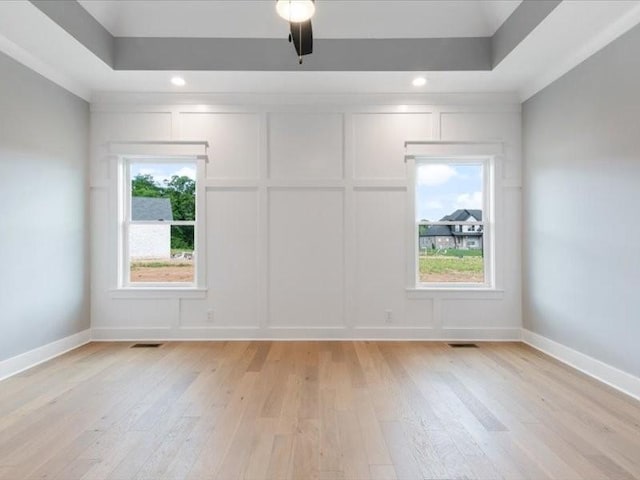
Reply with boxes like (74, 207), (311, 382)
(116, 154), (206, 290)
(408, 154), (496, 290)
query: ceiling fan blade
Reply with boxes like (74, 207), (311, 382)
(290, 20), (313, 57)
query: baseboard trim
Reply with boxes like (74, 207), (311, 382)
(90, 326), (521, 341)
(4, 327), (636, 402)
(522, 329), (640, 401)
(0, 329), (92, 382)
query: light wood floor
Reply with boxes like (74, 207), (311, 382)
(1, 341), (639, 480)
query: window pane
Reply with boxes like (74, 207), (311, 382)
(130, 162), (196, 221)
(418, 229), (484, 283)
(416, 162), (485, 285)
(129, 225), (195, 283)
(416, 163), (483, 223)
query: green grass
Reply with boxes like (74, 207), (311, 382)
(131, 261), (192, 269)
(420, 248), (483, 258)
(419, 255), (483, 274)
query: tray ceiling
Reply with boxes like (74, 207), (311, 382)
(77, 0), (521, 39)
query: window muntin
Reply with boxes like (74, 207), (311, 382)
(122, 159), (197, 286)
(415, 160), (490, 287)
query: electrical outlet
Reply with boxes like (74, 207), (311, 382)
(384, 309), (393, 323)
(206, 310), (214, 323)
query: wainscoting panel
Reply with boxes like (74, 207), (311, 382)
(90, 96), (522, 340)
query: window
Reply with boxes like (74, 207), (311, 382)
(120, 158), (198, 287)
(415, 158), (492, 287)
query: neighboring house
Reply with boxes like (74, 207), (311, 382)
(130, 197), (173, 259)
(420, 209), (483, 250)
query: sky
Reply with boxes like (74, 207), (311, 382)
(416, 163), (483, 222)
(130, 162), (196, 186)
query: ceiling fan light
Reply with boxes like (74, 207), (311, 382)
(276, 0), (315, 23)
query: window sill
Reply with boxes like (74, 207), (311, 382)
(406, 287), (504, 300)
(109, 288), (207, 299)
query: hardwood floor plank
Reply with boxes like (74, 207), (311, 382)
(318, 389), (341, 474)
(439, 371), (508, 432)
(243, 423), (277, 480)
(12, 429), (103, 480)
(160, 410), (221, 480)
(341, 342), (367, 388)
(106, 403), (191, 480)
(246, 341), (272, 373)
(185, 371), (259, 480)
(379, 421), (423, 480)
(585, 453), (638, 480)
(215, 362), (278, 480)
(290, 418), (320, 480)
(336, 409), (369, 480)
(265, 434), (293, 480)
(78, 431), (146, 480)
(0, 341), (638, 480)
(260, 354), (291, 419)
(353, 388), (393, 467)
(135, 416), (199, 480)
(368, 464), (397, 480)
(54, 457), (101, 480)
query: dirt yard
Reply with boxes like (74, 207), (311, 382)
(130, 260), (194, 283)
(419, 271), (485, 283)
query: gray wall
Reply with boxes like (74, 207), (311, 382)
(523, 25), (640, 377)
(0, 52), (90, 361)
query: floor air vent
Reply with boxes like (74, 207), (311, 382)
(131, 343), (163, 348)
(448, 343), (478, 348)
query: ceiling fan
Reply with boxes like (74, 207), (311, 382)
(275, 0), (315, 64)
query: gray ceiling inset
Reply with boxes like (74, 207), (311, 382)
(30, 0), (561, 72)
(31, 0), (114, 66)
(78, 0), (521, 39)
(113, 37), (492, 72)
(492, 0), (561, 67)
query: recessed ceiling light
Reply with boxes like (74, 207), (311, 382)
(412, 76), (427, 87)
(171, 76), (186, 87)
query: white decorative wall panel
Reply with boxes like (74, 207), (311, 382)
(93, 297), (176, 328)
(352, 113), (432, 179)
(90, 96), (521, 340)
(179, 113), (260, 179)
(404, 299), (435, 327)
(90, 112), (172, 186)
(354, 189), (406, 327)
(204, 189), (259, 327)
(92, 112), (172, 142)
(268, 113), (344, 180)
(441, 298), (519, 329)
(441, 111), (522, 180)
(268, 188), (345, 327)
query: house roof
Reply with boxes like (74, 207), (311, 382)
(440, 209), (482, 222)
(422, 225), (453, 237)
(132, 197), (173, 221)
(421, 209), (483, 237)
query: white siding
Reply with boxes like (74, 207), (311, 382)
(129, 225), (171, 259)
